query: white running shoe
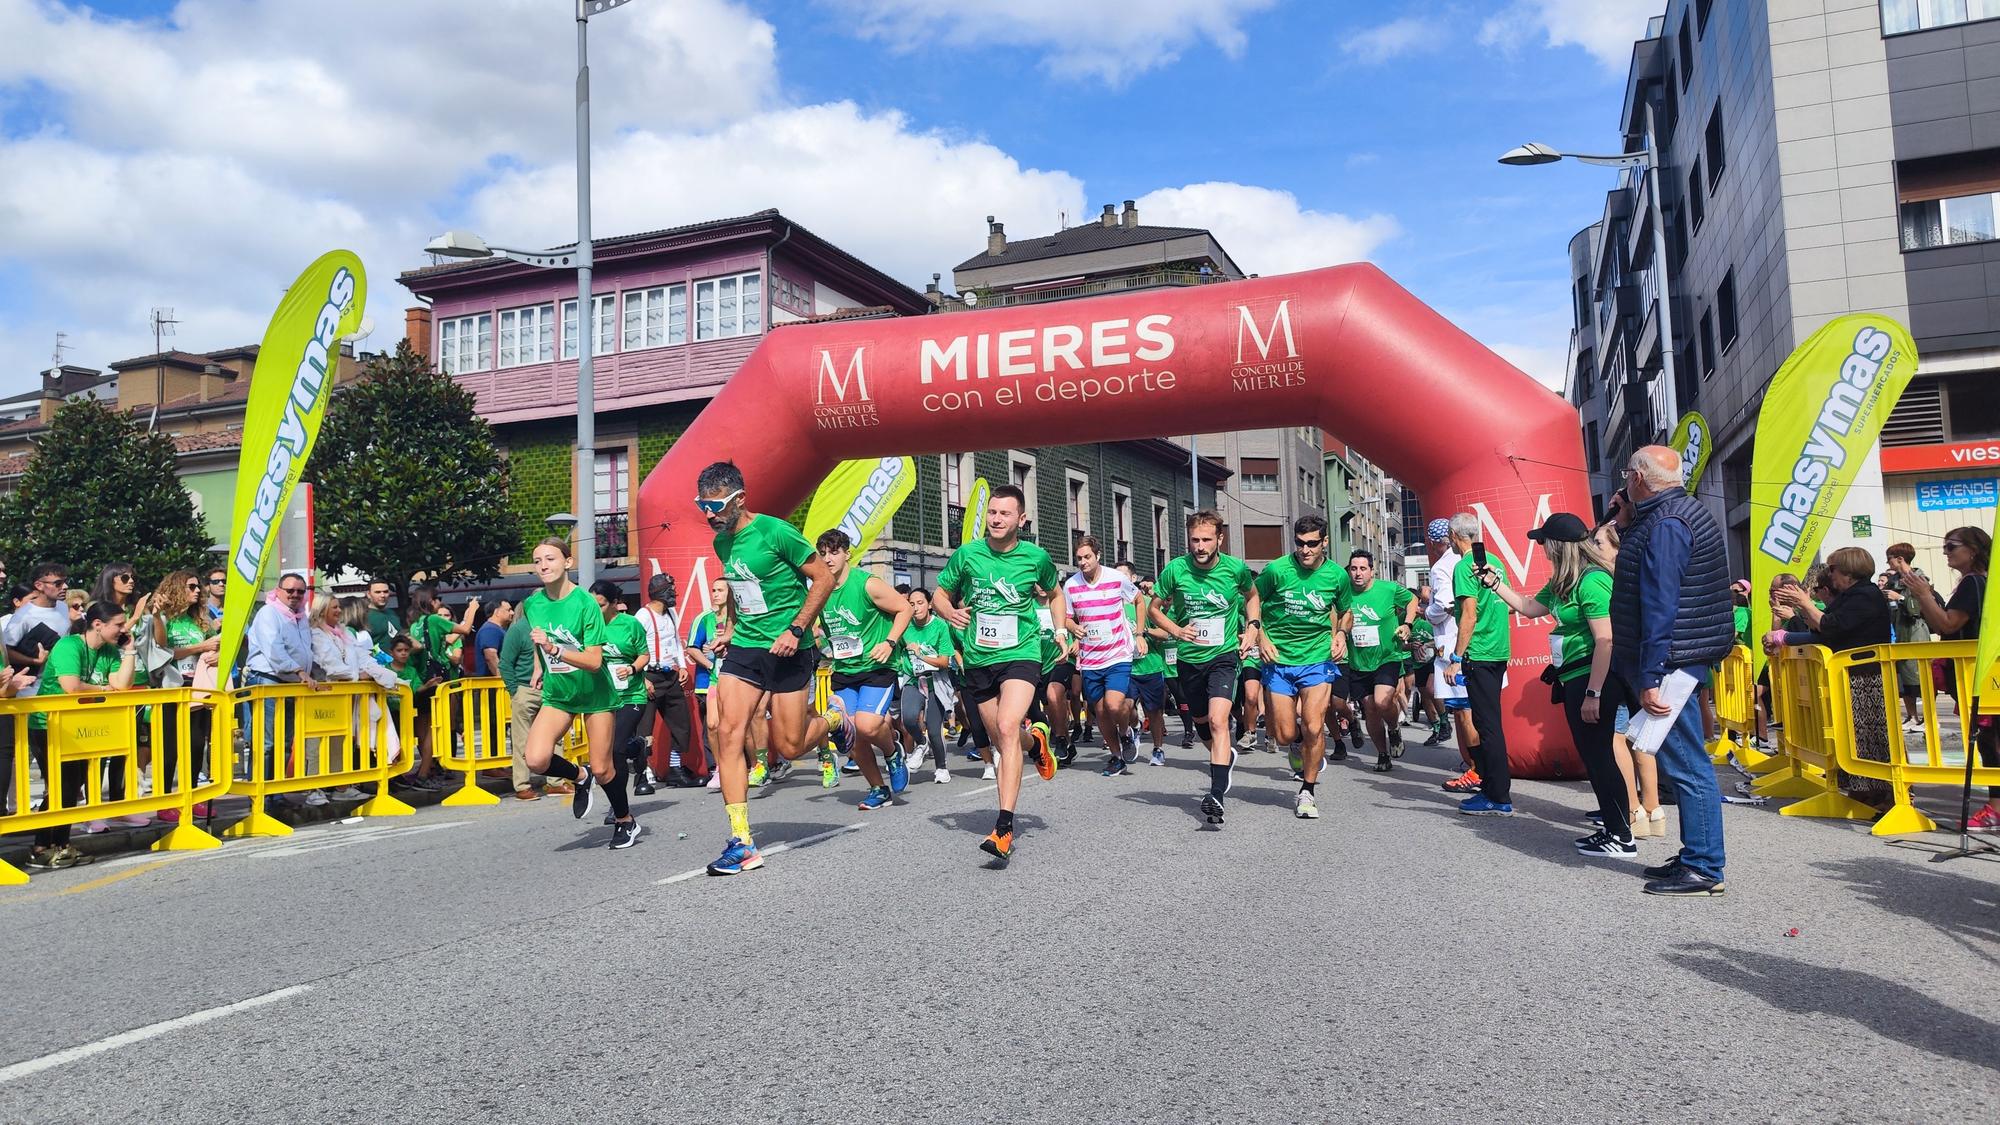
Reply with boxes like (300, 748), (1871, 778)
(981, 764), (996, 780)
(705, 772), (721, 792)
(302, 789), (329, 807)
(1294, 790), (1320, 819)
(934, 768), (950, 784)
(1235, 731), (1258, 751)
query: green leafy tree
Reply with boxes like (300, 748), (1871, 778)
(307, 341), (521, 605)
(0, 397), (212, 586)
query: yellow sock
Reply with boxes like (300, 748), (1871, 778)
(726, 802), (753, 845)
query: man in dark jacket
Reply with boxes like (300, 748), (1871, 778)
(1611, 445), (1735, 896)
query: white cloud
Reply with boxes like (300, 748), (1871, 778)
(816, 0), (1278, 83)
(466, 103), (1086, 286)
(1340, 16), (1446, 64)
(1477, 0), (1660, 70)
(1135, 183), (1399, 277)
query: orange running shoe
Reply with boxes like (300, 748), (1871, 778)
(1031, 722), (1056, 780)
(980, 829), (1013, 862)
(1442, 769), (1482, 793)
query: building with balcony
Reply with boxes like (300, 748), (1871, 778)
(1560, 0), (2000, 577)
(1320, 434), (1406, 583)
(398, 209), (935, 564)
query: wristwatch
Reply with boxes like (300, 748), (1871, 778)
(787, 623), (807, 640)
(1585, 688), (1602, 699)
(1246, 619), (1261, 629)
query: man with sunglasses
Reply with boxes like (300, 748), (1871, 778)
(1152, 508), (1261, 826)
(695, 461), (852, 876)
(243, 571), (318, 810)
(1342, 548), (1419, 774)
(1254, 515), (1351, 820)
(5, 563), (71, 688)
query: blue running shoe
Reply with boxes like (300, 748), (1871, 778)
(887, 748), (909, 793)
(1457, 794), (1515, 816)
(1101, 758), (1129, 777)
(857, 785), (892, 811)
(705, 836), (764, 876)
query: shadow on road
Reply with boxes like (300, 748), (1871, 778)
(1810, 856), (2000, 965)
(924, 809), (1047, 837)
(1663, 941), (2000, 1074)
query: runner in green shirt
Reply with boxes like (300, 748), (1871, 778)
(517, 537), (635, 849)
(1341, 548), (1418, 771)
(1448, 514), (1516, 813)
(1486, 512), (1631, 850)
(1251, 514), (1350, 815)
(934, 483), (1064, 865)
(1150, 508), (1262, 826)
(590, 580), (655, 801)
(816, 528), (913, 807)
(696, 460), (845, 876)
(897, 590), (958, 785)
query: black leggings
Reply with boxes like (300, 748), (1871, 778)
(637, 672), (700, 774)
(1562, 677), (1630, 839)
(1463, 659), (1511, 803)
(159, 703), (212, 792)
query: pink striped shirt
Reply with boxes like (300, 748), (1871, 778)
(1063, 570), (1138, 671)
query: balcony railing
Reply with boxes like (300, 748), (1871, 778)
(595, 509), (631, 560)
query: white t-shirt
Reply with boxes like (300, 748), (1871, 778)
(1062, 570), (1139, 671)
(636, 605), (685, 672)
(4, 601), (72, 693)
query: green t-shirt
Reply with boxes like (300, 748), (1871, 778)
(1153, 553), (1255, 665)
(713, 513), (817, 651)
(32, 634), (124, 730)
(1732, 604), (1751, 650)
(499, 616), (537, 693)
(937, 537), (1059, 667)
(1254, 554), (1352, 666)
(522, 584), (613, 715)
(367, 607), (401, 651)
(1038, 605), (1062, 674)
(1535, 567), (1612, 683)
(1127, 600), (1165, 676)
(1407, 616), (1435, 666)
(897, 614), (955, 681)
(1346, 580), (1416, 673)
(602, 612), (649, 708)
(163, 614), (205, 679)
(823, 569), (897, 676)
(411, 612), (460, 680)
(1453, 554), (1512, 663)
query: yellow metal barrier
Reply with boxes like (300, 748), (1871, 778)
(0, 687), (229, 884)
(428, 677), (588, 807)
(1744, 646), (1877, 824)
(1825, 640), (2000, 836)
(222, 681), (415, 838)
(1705, 645), (1760, 766)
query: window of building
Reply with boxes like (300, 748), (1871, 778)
(1696, 0), (1714, 32)
(1066, 470), (1091, 555)
(694, 272), (764, 341)
(1881, 1), (2000, 35)
(1677, 338), (1700, 404)
(1699, 309), (1717, 378)
(1572, 276), (1590, 329)
(1717, 270), (1738, 352)
(1240, 457), (1280, 492)
(1662, 69), (1679, 137)
(1009, 452), (1037, 539)
(1687, 161), (1706, 232)
(1897, 148), (2000, 249)
(438, 313), (492, 376)
(1152, 498), (1170, 576)
(1677, 11), (1694, 90)
(623, 285), (686, 351)
(561, 295), (616, 360)
(1112, 488), (1132, 564)
(497, 303), (555, 369)
(1949, 374), (2000, 439)
(772, 276), (812, 316)
(1901, 192), (2000, 249)
(1584, 420), (1602, 476)
(1671, 205), (1690, 273)
(1242, 524), (1283, 561)
(1705, 104), (1727, 188)
(594, 447), (631, 558)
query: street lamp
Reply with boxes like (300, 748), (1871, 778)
(423, 0), (649, 587)
(545, 512), (580, 557)
(1499, 97), (1680, 441)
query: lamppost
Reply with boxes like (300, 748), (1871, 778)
(426, 0), (648, 587)
(1499, 98), (1679, 441)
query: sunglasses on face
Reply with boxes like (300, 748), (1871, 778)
(1295, 537), (1324, 548)
(185, 583), (200, 591)
(695, 490), (744, 516)
(1943, 541), (1966, 551)
(280, 587), (305, 597)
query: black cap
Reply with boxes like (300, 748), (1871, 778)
(1526, 512), (1591, 543)
(647, 573), (674, 601)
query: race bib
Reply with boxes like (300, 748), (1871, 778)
(728, 579), (768, 615)
(1548, 633), (1566, 667)
(829, 634), (864, 659)
(1165, 649), (1179, 667)
(608, 663), (632, 691)
(975, 613), (1019, 650)
(1190, 617), (1226, 647)
(1084, 619), (1117, 645)
(1352, 624), (1380, 649)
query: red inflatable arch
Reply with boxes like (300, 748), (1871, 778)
(635, 264), (1590, 779)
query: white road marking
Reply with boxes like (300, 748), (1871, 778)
(655, 822), (869, 885)
(0, 985), (311, 1085)
(248, 821), (466, 859)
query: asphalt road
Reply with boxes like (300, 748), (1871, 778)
(3, 732), (1997, 1123)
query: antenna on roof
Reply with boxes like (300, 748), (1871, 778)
(149, 307), (180, 433)
(50, 331), (68, 367)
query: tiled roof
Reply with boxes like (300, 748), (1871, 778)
(107, 349), (250, 375)
(954, 222), (1212, 273)
(770, 305), (897, 328)
(0, 427), (242, 480)
(399, 209), (791, 280)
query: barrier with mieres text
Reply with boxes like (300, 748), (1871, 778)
(222, 680), (414, 837)
(429, 677), (588, 806)
(1825, 640), (1999, 836)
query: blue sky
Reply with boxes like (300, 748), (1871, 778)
(0, 0), (1662, 393)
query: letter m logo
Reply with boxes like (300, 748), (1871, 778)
(1235, 299), (1299, 364)
(816, 345), (871, 405)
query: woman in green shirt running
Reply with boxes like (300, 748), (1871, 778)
(1484, 512), (1637, 854)
(591, 580), (653, 797)
(518, 539), (638, 850)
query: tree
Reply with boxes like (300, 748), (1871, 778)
(307, 340), (522, 602)
(0, 397), (212, 586)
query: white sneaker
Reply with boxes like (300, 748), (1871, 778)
(1294, 790), (1320, 819)
(934, 768), (950, 784)
(705, 772), (721, 792)
(328, 786), (367, 801)
(981, 764), (996, 780)
(1235, 731), (1258, 750)
(303, 789), (330, 807)
(909, 747), (928, 770)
